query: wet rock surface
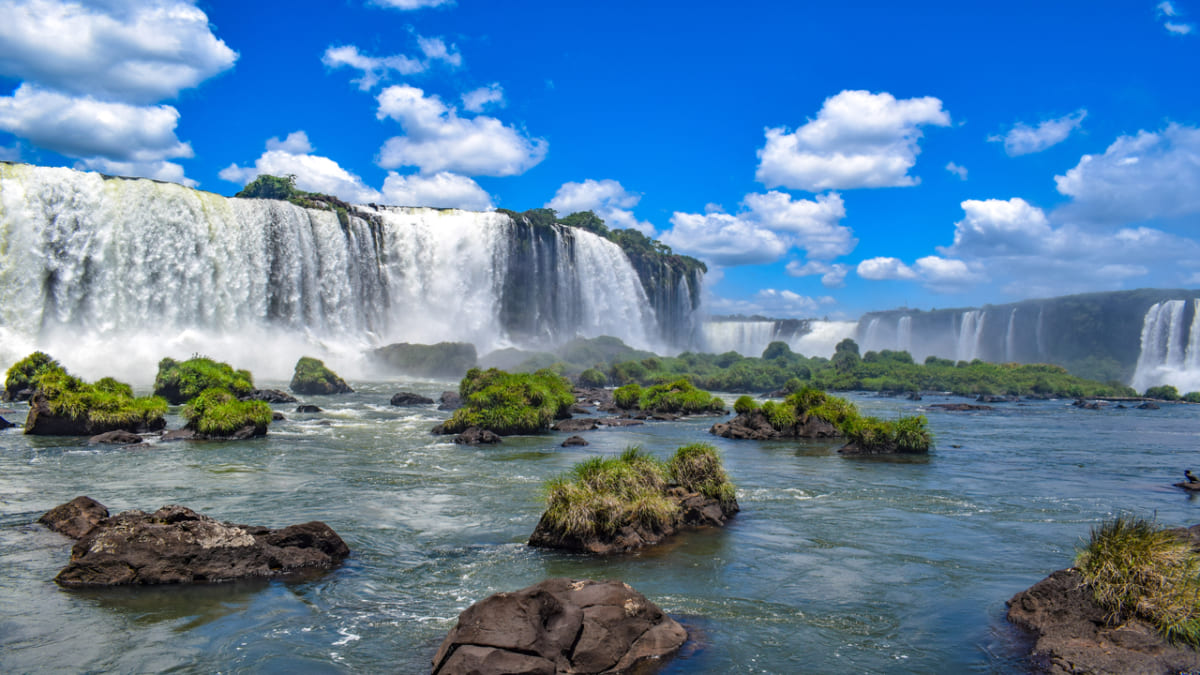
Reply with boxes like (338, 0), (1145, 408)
(453, 426), (502, 445)
(240, 389), (298, 403)
(1007, 568), (1200, 675)
(438, 391), (462, 411)
(41, 498), (349, 587)
(87, 430), (144, 445)
(710, 410), (839, 441)
(431, 578), (687, 675)
(391, 392), (435, 406)
(561, 435), (588, 447)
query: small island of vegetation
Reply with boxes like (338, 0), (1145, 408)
(529, 444), (738, 554)
(434, 367), (574, 437)
(613, 379), (726, 415)
(154, 356), (255, 404)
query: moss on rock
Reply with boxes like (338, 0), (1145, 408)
(25, 369), (167, 436)
(182, 388), (272, 438)
(290, 357), (353, 395)
(154, 356), (254, 404)
(4, 351), (65, 401)
(613, 379), (725, 415)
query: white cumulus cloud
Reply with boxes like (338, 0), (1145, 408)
(755, 89), (950, 191)
(1054, 123), (1200, 223)
(546, 179), (654, 235)
(220, 131), (383, 204)
(857, 257), (919, 281)
(0, 0), (237, 104)
(381, 171), (492, 210)
(785, 260), (848, 288)
(322, 46), (424, 91)
(376, 84), (547, 176)
(661, 191), (853, 267)
(371, 0), (454, 9)
(462, 83), (505, 113)
(947, 197), (1053, 256)
(0, 84), (192, 169)
(988, 109), (1087, 156)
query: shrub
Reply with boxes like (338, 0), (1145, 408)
(635, 379), (725, 414)
(1145, 385), (1181, 401)
(154, 356), (254, 404)
(440, 368), (574, 435)
(33, 370), (166, 432)
(613, 383), (643, 409)
(577, 368), (608, 388)
(182, 388), (272, 436)
(1184, 392), (1200, 404)
(542, 447), (676, 537)
(668, 443), (737, 507)
(1076, 516), (1200, 646)
(733, 395), (758, 415)
(4, 351), (64, 401)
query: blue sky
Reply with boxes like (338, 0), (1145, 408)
(1, 0), (1198, 319)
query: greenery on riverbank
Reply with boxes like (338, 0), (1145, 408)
(438, 368), (574, 435)
(182, 387), (272, 436)
(1076, 516), (1200, 646)
(154, 356), (255, 404)
(605, 338), (1139, 398)
(541, 444), (735, 538)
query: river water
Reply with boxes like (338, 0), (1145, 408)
(1, 384), (1197, 674)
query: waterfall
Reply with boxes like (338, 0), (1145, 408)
(955, 310), (987, 362)
(702, 321), (778, 357)
(1004, 308), (1017, 362)
(1131, 300), (1200, 392)
(0, 163), (693, 381)
(896, 316), (912, 354)
(1035, 306), (1045, 360)
(794, 320), (858, 358)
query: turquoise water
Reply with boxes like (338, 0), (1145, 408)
(1, 384), (1198, 673)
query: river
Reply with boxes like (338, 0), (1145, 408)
(1, 384), (1197, 673)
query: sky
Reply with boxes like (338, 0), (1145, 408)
(0, 0), (1198, 320)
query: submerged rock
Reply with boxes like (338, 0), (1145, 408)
(42, 498), (349, 587)
(87, 430), (143, 445)
(295, 404), (323, 413)
(552, 417), (599, 432)
(928, 403), (993, 412)
(453, 426), (502, 445)
(38, 496), (109, 539)
(562, 435), (589, 447)
(710, 410), (839, 441)
(390, 392), (434, 406)
(1138, 401), (1161, 410)
(240, 389), (298, 404)
(437, 391), (462, 411)
(431, 578), (687, 675)
(1007, 568), (1200, 674)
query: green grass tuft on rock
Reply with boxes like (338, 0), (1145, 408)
(290, 356), (353, 395)
(439, 368), (574, 435)
(31, 369), (166, 433)
(154, 356), (254, 404)
(182, 388), (272, 436)
(1076, 516), (1200, 646)
(667, 443), (737, 507)
(542, 448), (675, 538)
(4, 351), (65, 401)
(614, 379), (725, 414)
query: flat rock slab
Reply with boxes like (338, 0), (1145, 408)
(1007, 568), (1200, 674)
(240, 389), (298, 403)
(38, 496), (109, 539)
(87, 430), (143, 445)
(432, 578), (686, 675)
(41, 498), (349, 587)
(552, 418), (599, 432)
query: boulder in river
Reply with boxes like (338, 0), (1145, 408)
(453, 426), (502, 445)
(87, 430), (143, 445)
(431, 578), (687, 675)
(710, 410), (839, 441)
(240, 389), (298, 404)
(552, 417), (599, 432)
(437, 391), (462, 411)
(42, 498), (349, 587)
(38, 496), (109, 539)
(562, 435), (589, 447)
(1007, 568), (1200, 674)
(390, 392), (434, 406)
(295, 404), (323, 413)
(290, 356), (353, 395)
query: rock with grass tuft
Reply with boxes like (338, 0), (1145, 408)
(290, 357), (353, 395)
(181, 388), (271, 439)
(154, 356), (255, 404)
(24, 370), (166, 436)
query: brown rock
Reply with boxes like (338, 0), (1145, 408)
(38, 496), (109, 539)
(929, 403), (993, 412)
(561, 436), (589, 447)
(552, 418), (599, 432)
(431, 578), (686, 675)
(51, 504), (349, 587)
(454, 426), (502, 445)
(1007, 568), (1200, 674)
(710, 410), (840, 441)
(87, 430), (143, 445)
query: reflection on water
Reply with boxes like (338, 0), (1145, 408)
(1, 383), (1198, 673)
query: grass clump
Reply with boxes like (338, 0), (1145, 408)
(614, 379), (725, 414)
(543, 447), (675, 538)
(290, 356), (353, 395)
(4, 351), (65, 401)
(440, 368), (574, 435)
(1076, 516), (1200, 646)
(733, 395), (757, 415)
(154, 356), (254, 404)
(30, 369), (166, 433)
(182, 388), (272, 436)
(667, 443), (737, 507)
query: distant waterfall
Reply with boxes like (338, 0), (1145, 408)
(1132, 300), (1200, 392)
(702, 321), (779, 357)
(955, 311), (986, 362)
(897, 316), (912, 354)
(1004, 308), (1017, 362)
(0, 163), (697, 380)
(701, 318), (853, 358)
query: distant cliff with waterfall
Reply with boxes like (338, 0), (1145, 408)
(855, 289), (1200, 390)
(0, 163), (703, 380)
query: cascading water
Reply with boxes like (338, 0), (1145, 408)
(1004, 308), (1017, 362)
(702, 321), (778, 357)
(896, 316), (913, 354)
(955, 311), (986, 362)
(0, 163), (691, 381)
(1131, 300), (1200, 392)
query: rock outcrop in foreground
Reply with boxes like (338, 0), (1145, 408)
(431, 578), (687, 675)
(39, 497), (349, 587)
(1007, 568), (1200, 674)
